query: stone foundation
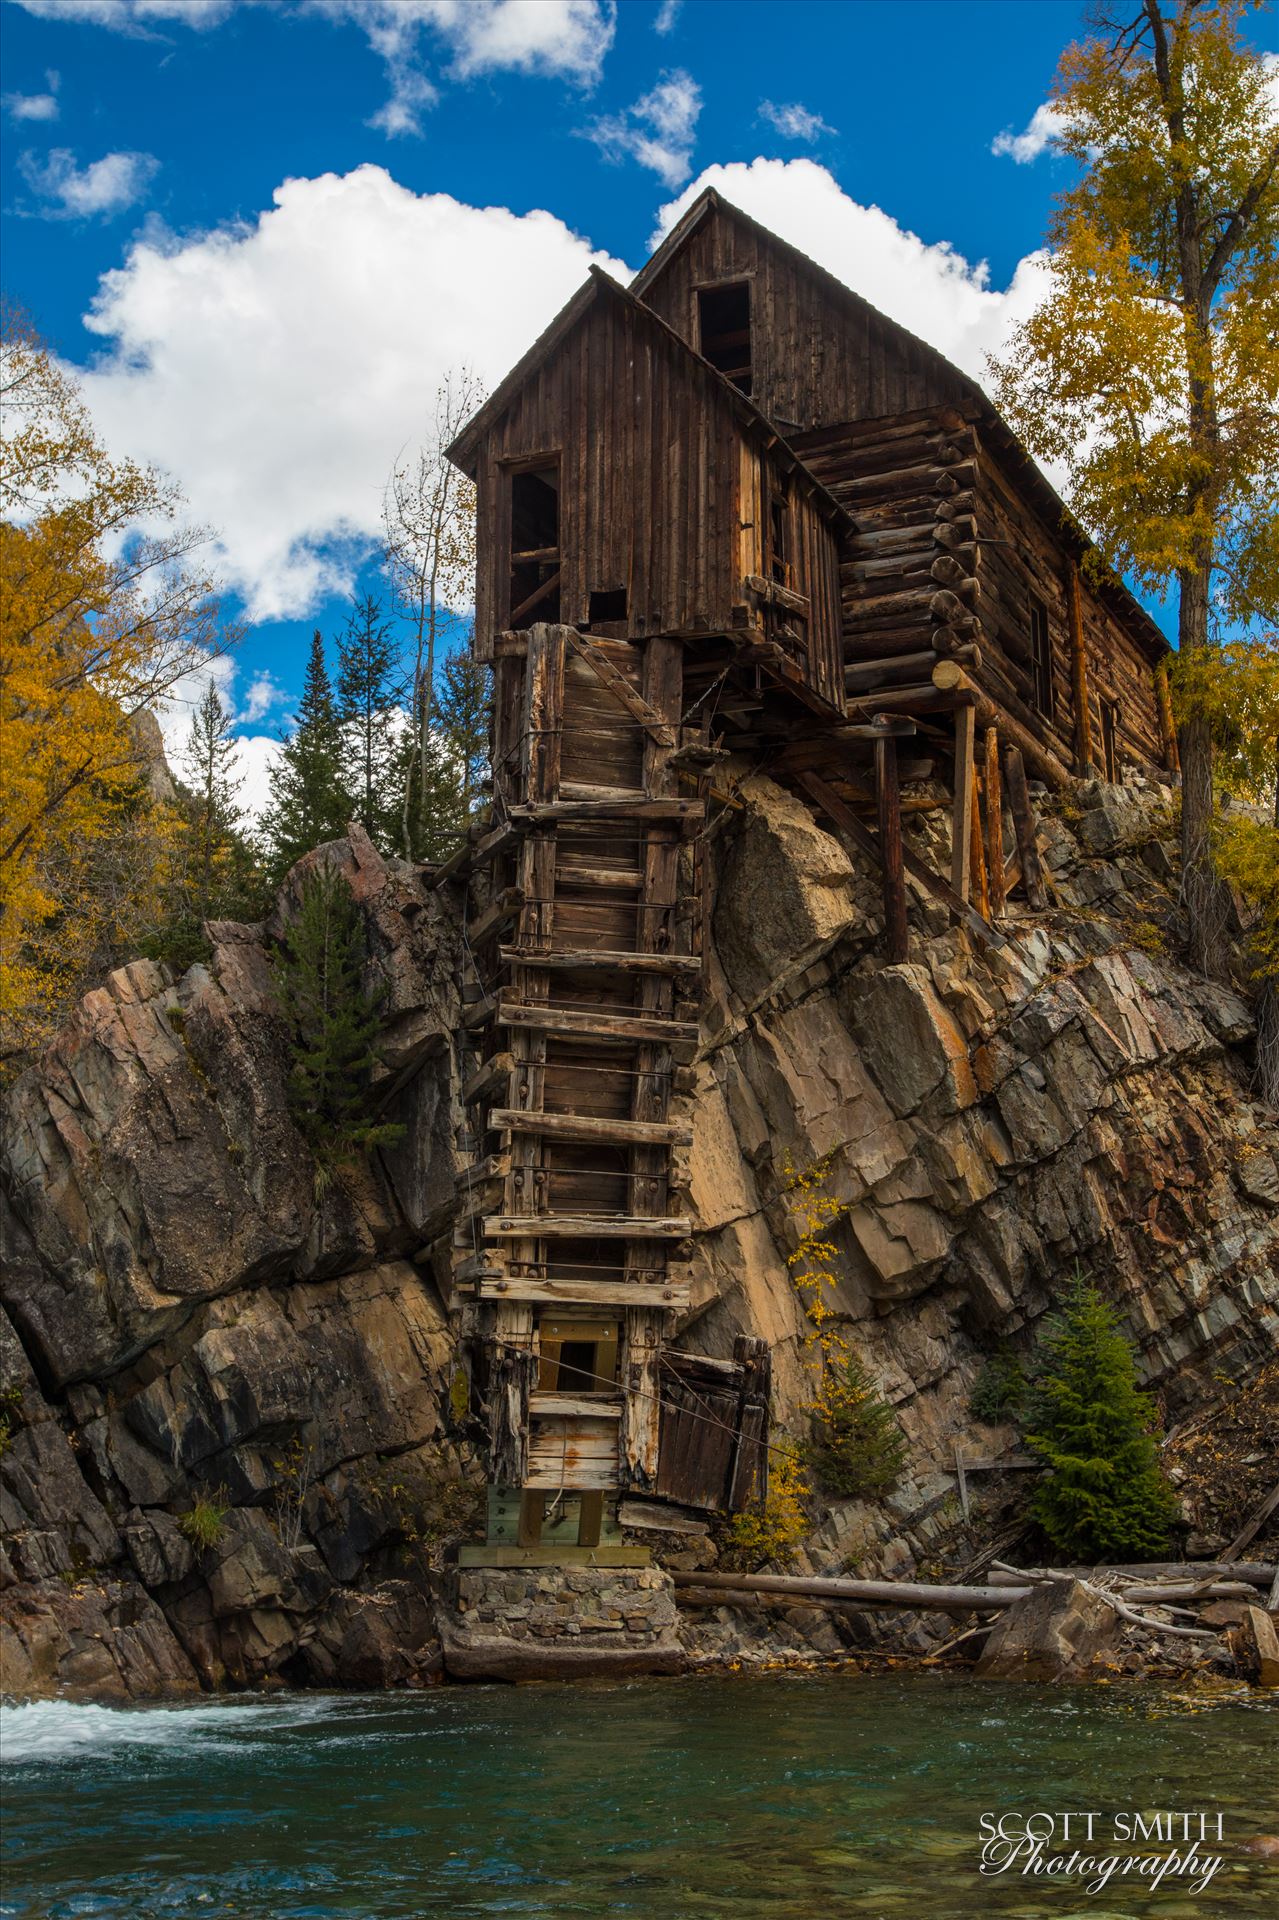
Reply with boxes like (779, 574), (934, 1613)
(439, 1564), (683, 1680)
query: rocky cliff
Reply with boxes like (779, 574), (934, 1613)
(3, 783), (1276, 1696)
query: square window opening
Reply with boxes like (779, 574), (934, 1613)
(588, 587), (628, 626)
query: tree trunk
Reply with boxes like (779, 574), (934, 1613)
(1176, 554), (1231, 978)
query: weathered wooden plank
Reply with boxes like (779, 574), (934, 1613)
(463, 1051), (514, 1107)
(497, 1002), (699, 1046)
(529, 1393), (623, 1420)
(483, 1213), (692, 1239)
(476, 1276), (691, 1308)
(489, 1109), (692, 1147)
(1003, 745), (1048, 911)
(1066, 560), (1095, 773)
(498, 946), (701, 977)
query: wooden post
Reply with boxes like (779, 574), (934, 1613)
(984, 726), (1007, 917)
(970, 759), (989, 920)
(951, 702), (976, 901)
(1066, 560), (1095, 774)
(1003, 746), (1047, 911)
(875, 733), (909, 962)
(1155, 658), (1180, 775)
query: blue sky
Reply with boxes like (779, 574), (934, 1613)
(4, 0), (1275, 808)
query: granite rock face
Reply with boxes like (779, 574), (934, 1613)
(684, 770), (1279, 1585)
(1, 829), (469, 1698)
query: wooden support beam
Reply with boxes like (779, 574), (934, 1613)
(484, 1213), (692, 1240)
(932, 661), (1075, 792)
(498, 945), (701, 977)
(566, 630), (676, 747)
(969, 755), (989, 919)
(1003, 746), (1047, 910)
(468, 886), (524, 947)
(496, 1001), (699, 1047)
(462, 1051), (513, 1107)
(951, 702), (976, 901)
(984, 726), (1007, 918)
(745, 573), (812, 618)
(508, 568), (561, 629)
(1066, 560), (1095, 774)
(875, 734), (909, 964)
(489, 1109), (693, 1148)
(794, 771), (1010, 949)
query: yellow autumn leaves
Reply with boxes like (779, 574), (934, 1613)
(1, 307), (226, 1055)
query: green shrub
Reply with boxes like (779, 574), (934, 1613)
(178, 1491), (231, 1550)
(805, 1355), (907, 1499)
(1026, 1277), (1180, 1559)
(969, 1342), (1028, 1422)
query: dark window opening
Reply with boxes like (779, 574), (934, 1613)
(588, 586), (628, 626)
(1029, 595), (1054, 717)
(508, 462), (560, 626)
(554, 1341), (599, 1394)
(1101, 697), (1119, 782)
(767, 480), (791, 588)
(698, 281), (752, 394)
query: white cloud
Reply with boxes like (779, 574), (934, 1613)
(583, 67), (701, 186)
(3, 70), (60, 122)
(653, 0), (680, 32)
(11, 1), (616, 139)
(11, 0), (233, 25)
(758, 100), (835, 143)
(76, 165), (631, 619)
(239, 671), (288, 723)
(991, 101), (1069, 164)
(653, 158), (1053, 390)
(17, 147), (159, 218)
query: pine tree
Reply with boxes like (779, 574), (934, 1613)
(261, 632), (350, 883)
(398, 727), (467, 864)
(436, 644), (491, 822)
(180, 676), (244, 923)
(273, 863), (403, 1161)
(336, 593), (401, 848)
(1026, 1277), (1180, 1560)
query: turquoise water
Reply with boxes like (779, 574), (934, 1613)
(1, 1675), (1275, 1918)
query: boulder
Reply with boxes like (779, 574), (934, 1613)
(975, 1580), (1121, 1682)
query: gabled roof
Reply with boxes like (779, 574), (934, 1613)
(633, 189), (1169, 663)
(445, 264), (851, 532)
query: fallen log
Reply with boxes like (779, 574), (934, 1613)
(670, 1570), (1027, 1613)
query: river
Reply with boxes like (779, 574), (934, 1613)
(1, 1674), (1275, 1917)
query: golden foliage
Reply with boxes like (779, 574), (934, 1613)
(722, 1446), (810, 1572)
(1, 307), (226, 1050)
(988, 1), (1279, 625)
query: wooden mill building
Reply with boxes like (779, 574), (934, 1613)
(437, 189), (1175, 1564)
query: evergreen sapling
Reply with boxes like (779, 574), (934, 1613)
(1026, 1277), (1180, 1559)
(274, 863), (403, 1163)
